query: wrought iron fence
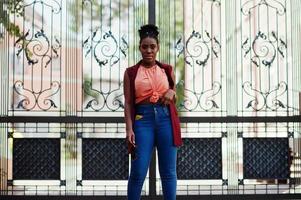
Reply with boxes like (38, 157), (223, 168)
(0, 120), (301, 199)
(0, 0), (301, 199)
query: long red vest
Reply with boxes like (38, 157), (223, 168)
(126, 60), (183, 153)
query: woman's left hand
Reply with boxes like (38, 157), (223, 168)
(161, 89), (176, 105)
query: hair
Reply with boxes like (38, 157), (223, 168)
(138, 24), (159, 44)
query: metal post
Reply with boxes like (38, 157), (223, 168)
(225, 0), (239, 192)
(148, 0), (156, 25)
(148, 1), (157, 196)
(299, 92), (301, 115)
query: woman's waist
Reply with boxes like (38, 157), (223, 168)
(136, 97), (163, 105)
(135, 98), (168, 112)
(135, 88), (169, 104)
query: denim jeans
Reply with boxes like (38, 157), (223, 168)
(127, 104), (177, 200)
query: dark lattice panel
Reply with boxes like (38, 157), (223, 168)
(13, 138), (60, 180)
(177, 138), (222, 179)
(243, 138), (290, 179)
(82, 139), (128, 180)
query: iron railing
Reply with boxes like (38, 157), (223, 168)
(0, 0), (301, 199)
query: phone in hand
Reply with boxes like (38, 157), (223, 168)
(128, 142), (137, 160)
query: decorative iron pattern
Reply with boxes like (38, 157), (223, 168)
(82, 138), (128, 180)
(82, 0), (145, 113)
(243, 138), (290, 179)
(83, 29), (128, 68)
(12, 0), (62, 111)
(176, 30), (221, 68)
(13, 138), (60, 180)
(83, 28), (128, 112)
(172, 0), (222, 112)
(1, 0), (300, 198)
(240, 0), (288, 112)
(177, 138), (222, 179)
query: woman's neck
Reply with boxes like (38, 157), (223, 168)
(141, 61), (156, 68)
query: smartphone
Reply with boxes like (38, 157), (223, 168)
(129, 143), (137, 160)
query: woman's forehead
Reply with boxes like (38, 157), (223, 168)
(140, 37), (157, 44)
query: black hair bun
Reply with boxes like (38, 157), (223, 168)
(138, 24), (159, 39)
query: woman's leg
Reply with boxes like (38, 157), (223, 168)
(155, 106), (177, 200)
(128, 107), (155, 200)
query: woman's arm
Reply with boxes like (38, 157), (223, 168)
(123, 70), (135, 147)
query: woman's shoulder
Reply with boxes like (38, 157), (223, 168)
(124, 64), (141, 82)
(156, 61), (173, 69)
(125, 64), (139, 73)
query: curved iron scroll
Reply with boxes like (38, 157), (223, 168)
(175, 28), (222, 112)
(83, 29), (128, 68)
(242, 31), (286, 68)
(241, 0), (288, 111)
(241, 0), (286, 16)
(176, 30), (221, 68)
(83, 29), (128, 111)
(13, 0), (62, 111)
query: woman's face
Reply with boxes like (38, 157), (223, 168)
(139, 37), (159, 66)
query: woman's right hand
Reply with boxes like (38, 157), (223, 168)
(126, 129), (136, 148)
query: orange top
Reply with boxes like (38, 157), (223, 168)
(135, 65), (169, 104)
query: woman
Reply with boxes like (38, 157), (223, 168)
(123, 24), (182, 200)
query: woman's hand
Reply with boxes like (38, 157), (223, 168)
(161, 89), (176, 105)
(126, 129), (136, 148)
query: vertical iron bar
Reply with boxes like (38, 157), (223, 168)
(291, 0), (301, 188)
(148, 0), (155, 25)
(65, 0), (78, 193)
(299, 92), (301, 116)
(0, 0), (9, 193)
(225, 0), (239, 194)
(149, 149), (156, 197)
(148, 1), (156, 196)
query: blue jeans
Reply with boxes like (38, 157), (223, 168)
(127, 104), (177, 200)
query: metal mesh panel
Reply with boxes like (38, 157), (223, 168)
(13, 138), (60, 180)
(82, 138), (128, 180)
(243, 138), (290, 179)
(177, 138), (222, 179)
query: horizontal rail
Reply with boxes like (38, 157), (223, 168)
(0, 194), (301, 200)
(0, 116), (300, 123)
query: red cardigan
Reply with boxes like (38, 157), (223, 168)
(125, 60), (183, 154)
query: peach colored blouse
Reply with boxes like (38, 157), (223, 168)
(135, 65), (169, 104)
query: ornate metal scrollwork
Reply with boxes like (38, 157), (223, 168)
(241, 0), (287, 111)
(175, 29), (222, 112)
(176, 30), (221, 67)
(243, 81), (287, 111)
(84, 89), (125, 112)
(83, 29), (128, 68)
(241, 0), (286, 16)
(84, 81), (125, 112)
(14, 80), (60, 111)
(13, 1), (62, 111)
(83, 28), (128, 111)
(242, 31), (286, 68)
(178, 82), (221, 112)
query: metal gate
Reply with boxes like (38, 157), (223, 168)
(1, 0), (301, 199)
